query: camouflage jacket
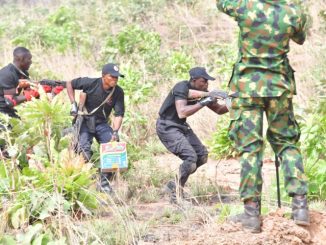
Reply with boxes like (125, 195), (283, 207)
(216, 0), (307, 98)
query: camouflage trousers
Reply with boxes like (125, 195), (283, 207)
(228, 93), (308, 202)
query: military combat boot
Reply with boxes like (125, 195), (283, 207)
(292, 195), (310, 226)
(229, 202), (261, 233)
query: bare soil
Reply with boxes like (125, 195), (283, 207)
(130, 156), (326, 245)
(138, 209), (326, 245)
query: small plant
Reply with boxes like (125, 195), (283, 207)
(215, 204), (230, 223)
(0, 97), (99, 242)
(161, 208), (184, 224)
(208, 117), (237, 160)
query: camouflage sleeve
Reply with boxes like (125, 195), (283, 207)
(216, 0), (243, 19)
(291, 10), (307, 45)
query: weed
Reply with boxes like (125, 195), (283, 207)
(161, 208), (184, 224)
(207, 117), (237, 160)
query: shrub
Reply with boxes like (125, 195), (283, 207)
(163, 50), (195, 79)
(208, 117), (237, 160)
(0, 96), (99, 242)
(101, 24), (161, 68)
(12, 6), (89, 53)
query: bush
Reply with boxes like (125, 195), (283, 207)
(12, 6), (89, 53)
(301, 112), (326, 200)
(101, 24), (161, 68)
(300, 47), (326, 200)
(163, 50), (195, 79)
(0, 96), (99, 242)
(208, 117), (237, 160)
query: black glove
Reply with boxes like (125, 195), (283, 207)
(199, 96), (217, 106)
(208, 89), (228, 99)
(112, 130), (120, 142)
(70, 102), (78, 116)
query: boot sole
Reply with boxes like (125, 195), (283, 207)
(243, 226), (261, 233)
(295, 220), (310, 226)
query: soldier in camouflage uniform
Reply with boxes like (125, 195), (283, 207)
(216, 0), (309, 232)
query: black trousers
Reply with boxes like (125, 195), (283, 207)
(156, 118), (208, 186)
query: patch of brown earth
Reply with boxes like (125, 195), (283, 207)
(139, 210), (326, 245)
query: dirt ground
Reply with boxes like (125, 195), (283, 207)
(137, 206), (326, 245)
(130, 156), (326, 245)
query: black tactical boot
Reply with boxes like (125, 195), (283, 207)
(292, 195), (310, 226)
(164, 180), (191, 205)
(99, 173), (113, 194)
(229, 203), (261, 233)
(165, 180), (177, 204)
(179, 161), (197, 188)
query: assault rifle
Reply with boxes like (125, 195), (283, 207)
(18, 79), (66, 89)
(188, 89), (228, 100)
(39, 79), (66, 88)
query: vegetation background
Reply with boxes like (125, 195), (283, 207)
(0, 0), (325, 244)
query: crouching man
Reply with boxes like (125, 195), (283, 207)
(156, 67), (228, 204)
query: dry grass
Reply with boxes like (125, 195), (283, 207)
(0, 0), (325, 243)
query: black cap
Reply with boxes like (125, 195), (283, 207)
(102, 63), (124, 78)
(189, 67), (215, 81)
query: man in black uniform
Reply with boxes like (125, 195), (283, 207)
(66, 63), (125, 193)
(0, 47), (39, 119)
(156, 67), (229, 203)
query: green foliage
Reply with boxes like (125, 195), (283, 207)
(208, 117), (237, 160)
(299, 46), (326, 200)
(114, 64), (155, 161)
(119, 65), (154, 105)
(12, 6), (89, 52)
(206, 44), (238, 160)
(163, 50), (195, 79)
(301, 113), (326, 200)
(13, 94), (70, 142)
(215, 203), (243, 224)
(216, 204), (230, 223)
(0, 97), (99, 242)
(101, 25), (161, 66)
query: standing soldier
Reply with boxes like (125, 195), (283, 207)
(216, 0), (309, 232)
(156, 67), (228, 204)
